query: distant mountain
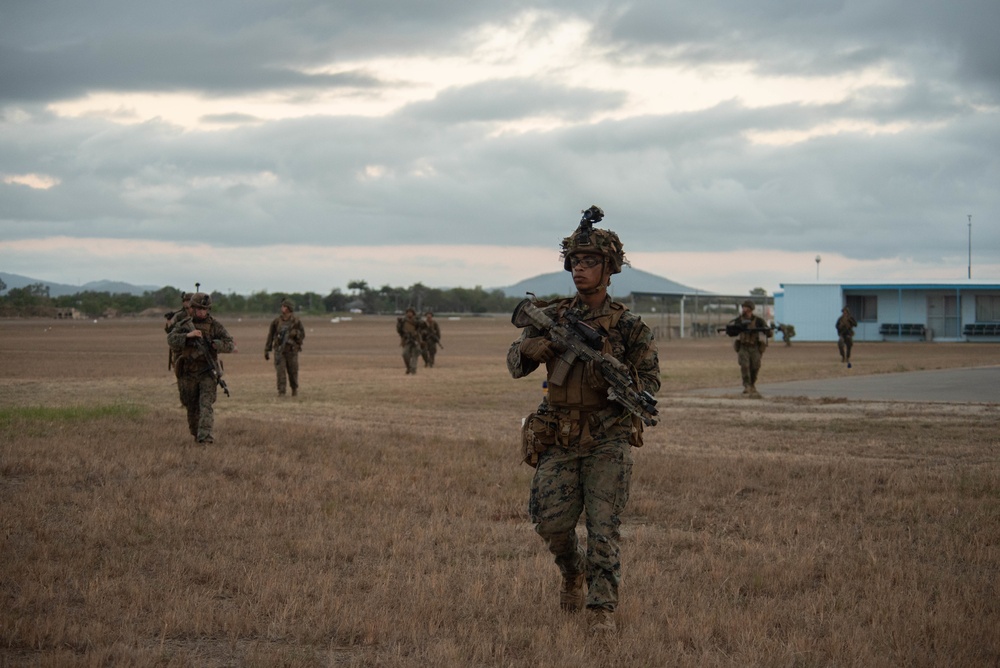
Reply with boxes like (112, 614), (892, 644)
(0, 272), (162, 298)
(498, 265), (711, 299)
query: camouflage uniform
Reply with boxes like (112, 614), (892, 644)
(836, 308), (858, 362)
(164, 293), (192, 372)
(167, 295), (234, 443)
(265, 300), (305, 396)
(729, 301), (771, 394)
(396, 309), (425, 374)
(507, 207), (660, 621)
(421, 312), (442, 368)
(776, 323), (795, 346)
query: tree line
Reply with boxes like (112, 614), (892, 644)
(0, 278), (532, 318)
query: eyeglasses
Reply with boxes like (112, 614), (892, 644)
(568, 255), (603, 269)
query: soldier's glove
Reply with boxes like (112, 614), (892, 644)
(587, 353), (624, 389)
(264, 351), (270, 361)
(520, 336), (563, 363)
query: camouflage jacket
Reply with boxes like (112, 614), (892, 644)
(507, 295), (660, 446)
(167, 315), (235, 375)
(396, 316), (425, 345)
(836, 315), (857, 337)
(730, 315), (771, 350)
(266, 314), (305, 353)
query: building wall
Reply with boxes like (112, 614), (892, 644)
(778, 282), (1000, 342)
(775, 284), (844, 342)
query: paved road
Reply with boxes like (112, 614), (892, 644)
(689, 366), (1000, 403)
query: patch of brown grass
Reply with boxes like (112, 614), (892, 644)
(1, 317), (999, 666)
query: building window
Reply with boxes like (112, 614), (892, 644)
(845, 295), (877, 322)
(976, 295), (1000, 322)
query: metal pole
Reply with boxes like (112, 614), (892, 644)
(968, 214), (972, 279)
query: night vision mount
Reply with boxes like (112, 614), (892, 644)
(575, 205), (604, 245)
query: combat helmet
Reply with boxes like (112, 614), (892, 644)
(190, 292), (212, 310)
(281, 298), (295, 311)
(560, 205), (627, 274)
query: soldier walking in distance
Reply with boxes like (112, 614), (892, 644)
(728, 300), (772, 397)
(776, 322), (795, 346)
(507, 205), (660, 636)
(421, 311), (442, 368)
(167, 292), (235, 444)
(836, 306), (858, 363)
(396, 307), (425, 374)
(265, 298), (306, 396)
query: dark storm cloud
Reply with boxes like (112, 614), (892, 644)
(595, 0), (1000, 100)
(0, 0), (572, 103)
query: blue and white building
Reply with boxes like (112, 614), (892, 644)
(774, 282), (1000, 342)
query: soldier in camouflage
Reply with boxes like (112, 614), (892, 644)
(421, 311), (442, 368)
(507, 206), (660, 635)
(265, 298), (305, 396)
(729, 299), (771, 397)
(836, 306), (858, 363)
(167, 293), (235, 444)
(396, 307), (425, 374)
(164, 292), (193, 372)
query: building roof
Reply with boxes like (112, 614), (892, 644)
(780, 281), (1000, 291)
(499, 265), (710, 299)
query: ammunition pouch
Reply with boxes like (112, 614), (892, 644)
(521, 412), (557, 467)
(629, 413), (644, 448)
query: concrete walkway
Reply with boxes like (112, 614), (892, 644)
(689, 366), (1000, 404)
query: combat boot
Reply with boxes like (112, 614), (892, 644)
(588, 607), (616, 635)
(560, 573), (586, 612)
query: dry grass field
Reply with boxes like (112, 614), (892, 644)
(2, 315), (999, 667)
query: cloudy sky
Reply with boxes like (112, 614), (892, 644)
(2, 0), (998, 297)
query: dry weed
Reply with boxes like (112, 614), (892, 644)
(1, 317), (998, 666)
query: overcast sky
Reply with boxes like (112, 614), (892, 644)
(2, 0), (998, 297)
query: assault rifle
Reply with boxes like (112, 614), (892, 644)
(273, 325), (291, 365)
(426, 330), (444, 350)
(194, 336), (230, 397)
(718, 320), (775, 337)
(511, 299), (658, 426)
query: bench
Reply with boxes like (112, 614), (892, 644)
(879, 323), (927, 340)
(963, 323), (1000, 337)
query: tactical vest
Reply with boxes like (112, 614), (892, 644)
(178, 318), (217, 374)
(545, 303), (625, 411)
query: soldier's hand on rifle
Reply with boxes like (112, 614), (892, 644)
(264, 351), (270, 361)
(519, 336), (564, 363)
(186, 329), (203, 339)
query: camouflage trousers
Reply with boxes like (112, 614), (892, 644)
(274, 350), (299, 394)
(177, 372), (218, 441)
(529, 439), (633, 611)
(402, 341), (421, 374)
(421, 343), (438, 367)
(838, 335), (854, 361)
(737, 346), (763, 387)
